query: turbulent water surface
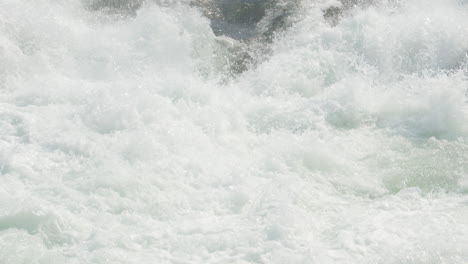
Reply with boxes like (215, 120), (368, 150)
(1, 0), (468, 263)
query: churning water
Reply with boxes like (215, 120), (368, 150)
(0, 0), (467, 263)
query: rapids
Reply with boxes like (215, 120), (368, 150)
(0, 0), (467, 263)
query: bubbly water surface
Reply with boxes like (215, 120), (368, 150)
(1, 0), (468, 263)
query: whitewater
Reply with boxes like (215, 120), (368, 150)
(0, 0), (467, 263)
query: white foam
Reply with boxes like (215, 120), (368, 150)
(0, 0), (467, 263)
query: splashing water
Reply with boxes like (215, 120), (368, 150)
(0, 0), (467, 263)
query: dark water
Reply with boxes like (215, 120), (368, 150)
(193, 0), (371, 40)
(193, 0), (295, 41)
